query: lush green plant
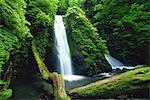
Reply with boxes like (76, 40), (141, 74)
(0, 0), (31, 38)
(26, 0), (58, 59)
(82, 0), (99, 21)
(0, 28), (19, 73)
(0, 0), (31, 98)
(0, 80), (12, 100)
(0, 88), (12, 100)
(65, 6), (111, 74)
(0, 0), (33, 70)
(57, 0), (68, 14)
(0, 28), (18, 100)
(57, 0), (85, 14)
(69, 0), (85, 8)
(93, 0), (150, 64)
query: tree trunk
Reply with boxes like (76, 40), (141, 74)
(31, 40), (70, 100)
(69, 67), (150, 99)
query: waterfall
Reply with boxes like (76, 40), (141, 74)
(105, 55), (137, 70)
(54, 15), (73, 75)
(104, 55), (124, 69)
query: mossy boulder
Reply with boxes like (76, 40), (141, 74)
(65, 6), (111, 75)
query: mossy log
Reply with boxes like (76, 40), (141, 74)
(31, 40), (70, 100)
(69, 67), (150, 99)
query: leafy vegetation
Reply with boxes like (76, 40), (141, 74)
(25, 0), (58, 58)
(0, 0), (31, 38)
(0, 88), (12, 100)
(82, 0), (99, 21)
(0, 0), (30, 98)
(0, 0), (58, 99)
(85, 0), (150, 65)
(65, 6), (111, 74)
(0, 28), (19, 74)
(57, 0), (85, 14)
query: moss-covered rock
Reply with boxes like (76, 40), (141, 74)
(70, 67), (150, 99)
(65, 6), (111, 75)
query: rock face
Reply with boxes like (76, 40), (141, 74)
(69, 67), (150, 99)
(72, 52), (90, 75)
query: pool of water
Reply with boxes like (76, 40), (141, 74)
(64, 74), (110, 90)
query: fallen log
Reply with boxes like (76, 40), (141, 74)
(69, 67), (150, 99)
(31, 40), (70, 100)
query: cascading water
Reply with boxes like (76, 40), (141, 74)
(104, 55), (124, 69)
(54, 15), (73, 75)
(104, 55), (137, 70)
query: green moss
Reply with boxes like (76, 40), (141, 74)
(0, 0), (31, 98)
(31, 40), (50, 80)
(0, 28), (20, 74)
(0, 0), (31, 38)
(70, 67), (150, 98)
(25, 0), (58, 59)
(65, 6), (111, 74)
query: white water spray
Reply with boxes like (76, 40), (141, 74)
(54, 15), (73, 75)
(105, 55), (138, 70)
(104, 55), (124, 69)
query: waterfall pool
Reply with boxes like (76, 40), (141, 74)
(64, 74), (110, 90)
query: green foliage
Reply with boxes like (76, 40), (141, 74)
(0, 28), (17, 100)
(65, 6), (110, 74)
(26, 0), (58, 27)
(0, 80), (12, 100)
(26, 0), (58, 58)
(0, 28), (20, 74)
(82, 0), (99, 21)
(57, 0), (85, 14)
(57, 0), (68, 14)
(69, 0), (85, 8)
(0, 88), (12, 100)
(0, 0), (31, 38)
(93, 0), (150, 64)
(0, 0), (31, 97)
(0, 0), (33, 70)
